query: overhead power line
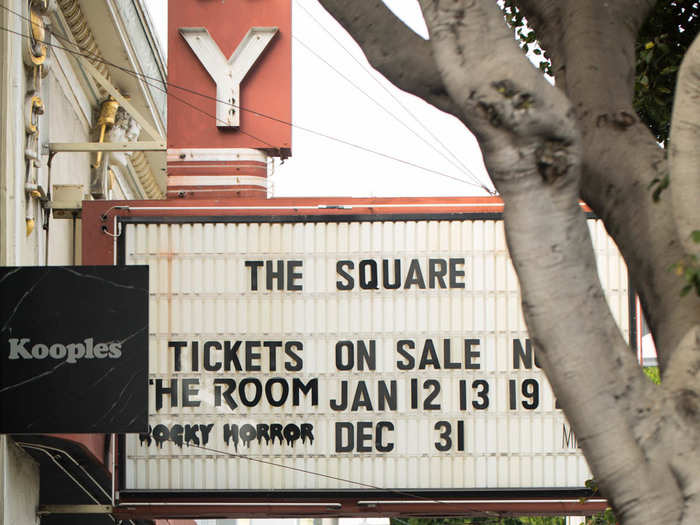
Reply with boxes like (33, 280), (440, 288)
(293, 32), (486, 189)
(294, 0), (492, 191)
(0, 4), (495, 193)
(187, 442), (497, 518)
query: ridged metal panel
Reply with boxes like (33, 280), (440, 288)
(124, 219), (627, 491)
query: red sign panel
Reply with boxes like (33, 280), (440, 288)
(168, 0), (291, 155)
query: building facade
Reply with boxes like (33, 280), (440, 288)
(0, 0), (166, 523)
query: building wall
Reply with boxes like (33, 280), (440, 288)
(0, 2), (40, 521)
(0, 436), (40, 525)
(0, 1), (165, 523)
(44, 64), (93, 265)
(0, 0), (27, 267)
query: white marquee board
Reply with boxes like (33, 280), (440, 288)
(122, 217), (628, 492)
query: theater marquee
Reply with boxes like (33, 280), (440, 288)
(121, 215), (629, 492)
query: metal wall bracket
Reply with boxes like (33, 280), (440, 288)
(75, 56), (164, 142)
(49, 141), (166, 153)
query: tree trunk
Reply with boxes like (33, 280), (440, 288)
(317, 1), (700, 523)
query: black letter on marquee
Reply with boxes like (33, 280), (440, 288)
(428, 258), (447, 288)
(404, 259), (426, 289)
(266, 260), (284, 290)
(464, 339), (481, 369)
(356, 421), (373, 452)
(513, 338), (540, 369)
(419, 339), (441, 369)
(214, 378), (237, 410)
(264, 341), (282, 371)
(244, 261), (264, 290)
(336, 260), (354, 290)
(330, 381), (348, 411)
(155, 378), (177, 411)
(203, 341), (221, 371)
(376, 421), (394, 452)
(382, 259), (401, 289)
(335, 341), (354, 371)
(288, 260), (303, 290)
(265, 377), (289, 407)
(351, 381), (373, 411)
(449, 258), (466, 288)
(182, 378), (201, 407)
(472, 379), (489, 409)
(378, 380), (397, 411)
(335, 422), (354, 452)
(359, 260), (379, 289)
(423, 379), (441, 410)
(435, 421), (451, 451)
(224, 340), (242, 371)
(285, 341), (303, 371)
(239, 378), (263, 407)
(396, 340), (415, 370)
(168, 341), (187, 372)
(293, 377), (318, 406)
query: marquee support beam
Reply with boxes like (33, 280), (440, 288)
(37, 505), (113, 515)
(49, 141), (166, 153)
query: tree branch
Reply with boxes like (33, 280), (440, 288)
(414, 4), (675, 519)
(518, 0), (700, 372)
(669, 33), (700, 255)
(418, 0), (574, 147)
(316, 0), (458, 114)
(511, 2), (700, 519)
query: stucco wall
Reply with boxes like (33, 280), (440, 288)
(0, 437), (39, 525)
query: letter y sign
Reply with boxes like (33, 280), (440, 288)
(179, 26), (278, 128)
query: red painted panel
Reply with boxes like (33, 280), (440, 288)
(82, 201), (119, 265)
(82, 196), (506, 262)
(168, 0), (292, 154)
(46, 433), (106, 465)
(114, 498), (608, 520)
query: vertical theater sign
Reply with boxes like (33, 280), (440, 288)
(83, 0), (626, 517)
(165, 0), (291, 200)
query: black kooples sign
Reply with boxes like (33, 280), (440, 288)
(0, 266), (148, 433)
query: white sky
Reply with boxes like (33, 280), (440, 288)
(143, 0), (492, 198)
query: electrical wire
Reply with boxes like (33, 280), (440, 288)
(186, 442), (497, 517)
(293, 0), (493, 193)
(293, 32), (488, 190)
(0, 4), (494, 192)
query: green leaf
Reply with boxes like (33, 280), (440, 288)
(691, 230), (700, 243)
(643, 366), (660, 385)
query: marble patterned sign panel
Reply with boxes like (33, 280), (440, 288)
(0, 266), (148, 433)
